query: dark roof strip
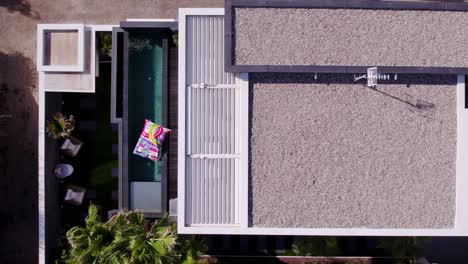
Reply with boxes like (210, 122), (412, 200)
(120, 21), (177, 29)
(227, 65), (468, 75)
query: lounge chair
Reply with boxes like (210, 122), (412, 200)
(64, 185), (87, 205)
(60, 136), (83, 157)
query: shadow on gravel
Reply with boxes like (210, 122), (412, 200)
(0, 0), (40, 19)
(0, 50), (38, 264)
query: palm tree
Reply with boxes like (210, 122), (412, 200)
(63, 204), (203, 264)
(65, 204), (113, 263)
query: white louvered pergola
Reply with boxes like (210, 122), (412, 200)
(178, 9), (249, 231)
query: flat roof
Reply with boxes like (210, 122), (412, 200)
(226, 0), (468, 74)
(250, 73), (456, 229)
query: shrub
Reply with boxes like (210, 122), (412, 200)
(46, 112), (75, 139)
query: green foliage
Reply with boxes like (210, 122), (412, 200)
(289, 236), (340, 256)
(88, 161), (118, 213)
(172, 32), (178, 47)
(101, 33), (112, 56)
(65, 204), (113, 263)
(61, 204), (204, 264)
(176, 234), (207, 264)
(377, 237), (431, 264)
(90, 161), (116, 187)
(46, 112), (75, 139)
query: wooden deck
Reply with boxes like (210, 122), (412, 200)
(168, 47), (178, 199)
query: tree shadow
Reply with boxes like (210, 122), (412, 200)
(0, 50), (38, 263)
(0, 0), (40, 20)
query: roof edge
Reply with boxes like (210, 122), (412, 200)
(225, 65), (468, 74)
(226, 0), (468, 12)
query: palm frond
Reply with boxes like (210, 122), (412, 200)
(63, 205), (198, 264)
(85, 203), (101, 228)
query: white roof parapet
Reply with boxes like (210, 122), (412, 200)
(37, 24), (85, 72)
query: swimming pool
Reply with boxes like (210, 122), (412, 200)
(118, 27), (172, 216)
(128, 30), (165, 182)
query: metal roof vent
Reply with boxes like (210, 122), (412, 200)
(353, 67), (398, 88)
(367, 67), (378, 88)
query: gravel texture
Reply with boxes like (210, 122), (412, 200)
(249, 73), (456, 228)
(233, 8), (468, 67)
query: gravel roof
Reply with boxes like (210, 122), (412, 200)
(249, 73), (456, 228)
(233, 8), (468, 67)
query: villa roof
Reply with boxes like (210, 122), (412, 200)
(178, 6), (468, 236)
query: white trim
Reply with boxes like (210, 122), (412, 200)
(455, 75), (468, 234)
(87, 24), (119, 31)
(37, 24), (85, 72)
(178, 226), (468, 236)
(178, 8), (225, 16)
(126, 18), (176, 22)
(40, 65), (85, 72)
(238, 73), (249, 228)
(178, 9), (188, 230)
(38, 72), (46, 264)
